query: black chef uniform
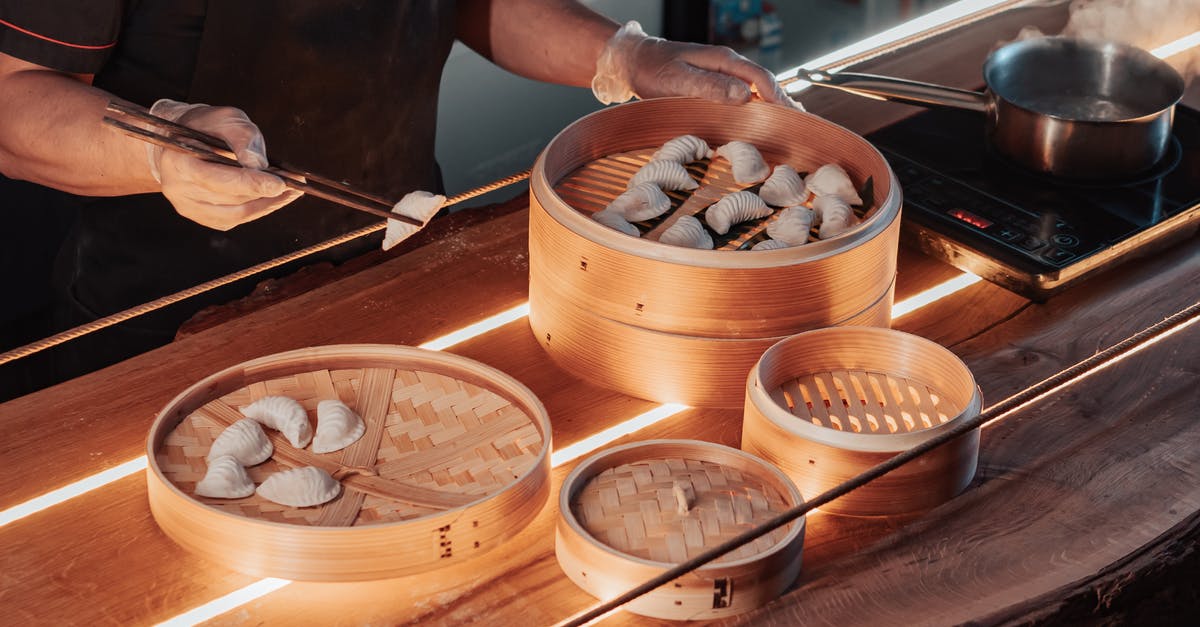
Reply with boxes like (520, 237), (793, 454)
(0, 1), (457, 397)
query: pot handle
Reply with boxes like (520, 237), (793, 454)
(795, 69), (990, 113)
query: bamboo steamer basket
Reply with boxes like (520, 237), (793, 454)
(528, 98), (902, 407)
(556, 440), (805, 620)
(146, 344), (551, 581)
(741, 328), (982, 517)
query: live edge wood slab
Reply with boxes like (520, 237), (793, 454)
(2, 4), (1198, 625)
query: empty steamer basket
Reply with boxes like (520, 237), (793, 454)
(528, 98), (902, 408)
(556, 440), (806, 620)
(741, 328), (982, 516)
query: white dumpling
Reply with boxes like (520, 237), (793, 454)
(705, 191), (772, 235)
(313, 400), (366, 454)
(758, 165), (808, 207)
(241, 395), (313, 449)
(814, 195), (859, 239)
(651, 134), (713, 163)
(658, 215), (714, 249)
(715, 141), (770, 184)
(767, 206), (817, 245)
(195, 455), (256, 499)
(256, 466), (342, 508)
(206, 418), (273, 466)
(605, 182), (672, 222)
(382, 190), (445, 252)
(751, 238), (792, 251)
(628, 160), (698, 191)
(592, 209), (641, 237)
(806, 164), (863, 205)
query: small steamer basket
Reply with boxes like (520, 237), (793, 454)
(146, 344), (551, 581)
(741, 328), (982, 517)
(528, 98), (902, 407)
(556, 440), (805, 620)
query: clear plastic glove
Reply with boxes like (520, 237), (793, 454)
(148, 99), (302, 231)
(592, 21), (802, 110)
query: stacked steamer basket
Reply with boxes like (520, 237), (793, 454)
(556, 440), (806, 620)
(741, 327), (983, 516)
(146, 345), (551, 581)
(528, 98), (902, 408)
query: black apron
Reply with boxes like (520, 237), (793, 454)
(44, 0), (457, 382)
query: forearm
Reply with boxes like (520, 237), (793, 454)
(456, 0), (619, 87)
(0, 54), (157, 197)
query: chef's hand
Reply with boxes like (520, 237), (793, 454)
(147, 99), (302, 231)
(592, 21), (801, 110)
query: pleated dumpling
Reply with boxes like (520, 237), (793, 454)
(767, 206), (817, 245)
(814, 195), (859, 239)
(658, 215), (713, 249)
(241, 395), (313, 449)
(715, 141), (770, 184)
(195, 455), (256, 499)
(592, 209), (641, 237)
(256, 466), (342, 508)
(605, 182), (672, 222)
(705, 191), (772, 235)
(759, 165), (808, 207)
(206, 418), (273, 466)
(313, 400), (366, 454)
(751, 238), (792, 251)
(651, 134), (713, 163)
(806, 163), (863, 205)
(382, 190), (446, 252)
(628, 160), (698, 191)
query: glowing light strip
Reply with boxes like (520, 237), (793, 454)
(418, 303), (530, 351)
(0, 456), (147, 528)
(1152, 30), (1200, 59)
(153, 578), (291, 627)
(550, 403), (690, 468)
(892, 272), (982, 318)
(778, 0), (1013, 88)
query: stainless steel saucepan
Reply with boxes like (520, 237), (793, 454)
(797, 36), (1185, 179)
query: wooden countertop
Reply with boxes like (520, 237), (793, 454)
(3, 4), (1198, 625)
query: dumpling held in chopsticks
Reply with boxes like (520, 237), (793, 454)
(383, 190), (446, 251)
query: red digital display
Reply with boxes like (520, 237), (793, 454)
(947, 208), (993, 229)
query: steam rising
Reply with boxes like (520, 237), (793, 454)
(1061, 0), (1200, 81)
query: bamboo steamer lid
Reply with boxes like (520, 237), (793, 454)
(146, 344), (551, 581)
(556, 440), (805, 620)
(741, 328), (983, 516)
(528, 98), (902, 407)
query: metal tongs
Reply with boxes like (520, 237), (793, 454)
(101, 101), (421, 226)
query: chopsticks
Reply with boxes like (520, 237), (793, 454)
(101, 101), (422, 226)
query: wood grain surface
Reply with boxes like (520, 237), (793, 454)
(2, 3), (1198, 625)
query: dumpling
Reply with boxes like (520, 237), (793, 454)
(751, 238), (792, 251)
(605, 182), (672, 222)
(758, 165), (808, 207)
(256, 466), (342, 507)
(806, 164), (863, 205)
(767, 206), (817, 245)
(241, 395), (313, 449)
(715, 141), (770, 184)
(592, 209), (641, 237)
(628, 160), (698, 191)
(195, 455), (256, 499)
(814, 195), (859, 239)
(206, 418), (273, 466)
(651, 134), (712, 163)
(313, 400), (366, 454)
(704, 191), (772, 235)
(382, 190), (445, 252)
(658, 215), (713, 249)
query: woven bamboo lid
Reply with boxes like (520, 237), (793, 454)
(556, 440), (805, 619)
(147, 344), (551, 581)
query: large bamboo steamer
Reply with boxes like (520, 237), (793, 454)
(146, 344), (551, 581)
(741, 328), (982, 516)
(528, 98), (902, 407)
(556, 440), (805, 620)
